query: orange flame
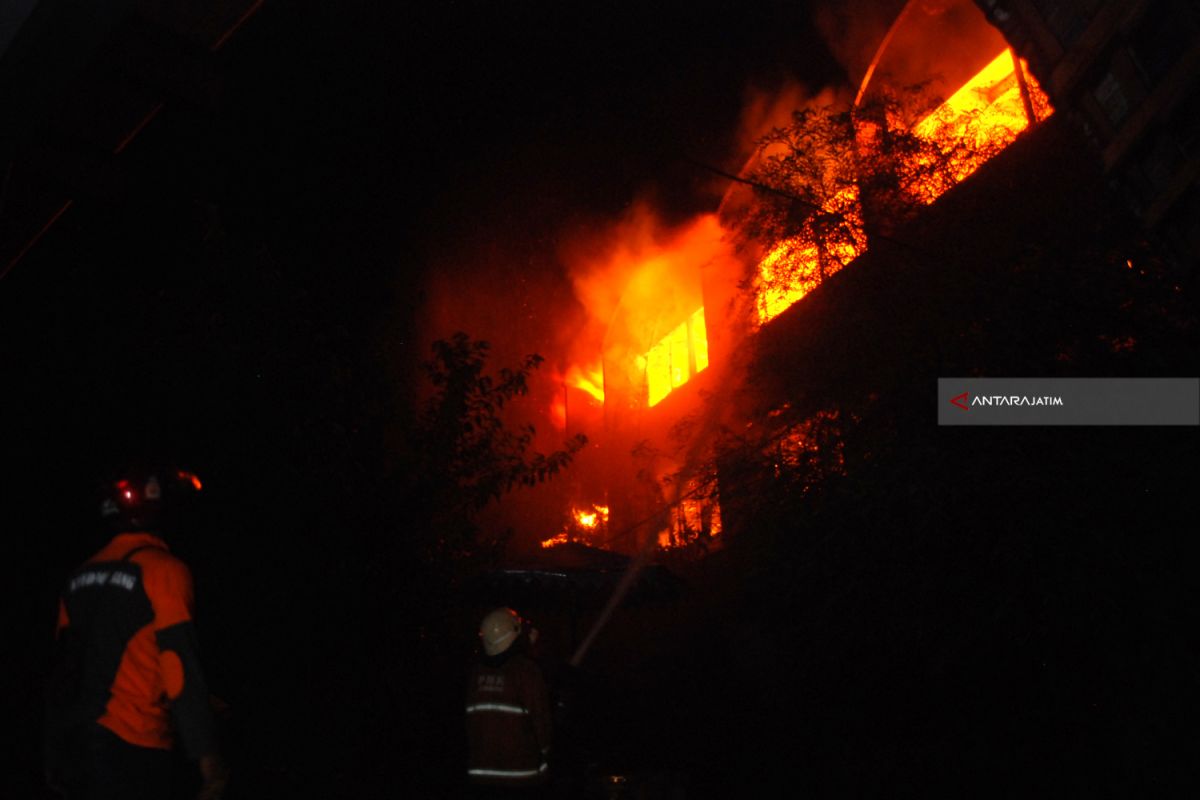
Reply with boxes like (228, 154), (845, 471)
(575, 504), (608, 528)
(540, 531), (569, 549)
(657, 494), (722, 550)
(755, 48), (1052, 324)
(563, 209), (735, 410)
(541, 503), (610, 548)
(757, 185), (866, 324)
(911, 49), (1053, 200)
(638, 307), (710, 406)
(564, 363), (605, 403)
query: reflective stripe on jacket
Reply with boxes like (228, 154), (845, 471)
(465, 651), (551, 786)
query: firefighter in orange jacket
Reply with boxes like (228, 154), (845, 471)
(45, 467), (228, 800)
(465, 608), (552, 795)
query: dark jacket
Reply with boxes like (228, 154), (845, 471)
(465, 647), (552, 786)
(46, 532), (217, 765)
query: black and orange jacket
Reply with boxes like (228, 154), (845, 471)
(465, 649), (552, 786)
(48, 532), (216, 758)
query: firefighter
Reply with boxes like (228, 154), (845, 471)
(465, 607), (552, 797)
(45, 467), (228, 800)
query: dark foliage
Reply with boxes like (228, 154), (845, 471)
(406, 332), (587, 563)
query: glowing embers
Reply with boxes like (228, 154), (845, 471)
(765, 407), (845, 486)
(912, 49), (1054, 200)
(637, 308), (710, 407)
(756, 186), (866, 325)
(541, 503), (610, 549)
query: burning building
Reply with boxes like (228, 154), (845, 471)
(544, 0), (1060, 556)
(535, 0), (1193, 559)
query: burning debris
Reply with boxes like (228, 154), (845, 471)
(541, 503), (610, 549)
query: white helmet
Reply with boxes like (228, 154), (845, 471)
(479, 608), (523, 656)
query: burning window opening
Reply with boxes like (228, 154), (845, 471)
(910, 49), (1054, 196)
(541, 503), (611, 549)
(756, 185), (866, 325)
(753, 48), (1053, 325)
(637, 307), (710, 407)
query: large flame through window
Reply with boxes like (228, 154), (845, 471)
(911, 49), (1052, 195)
(637, 307), (710, 407)
(756, 185), (866, 324)
(755, 48), (1053, 325)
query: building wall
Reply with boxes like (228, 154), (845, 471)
(975, 0), (1200, 265)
